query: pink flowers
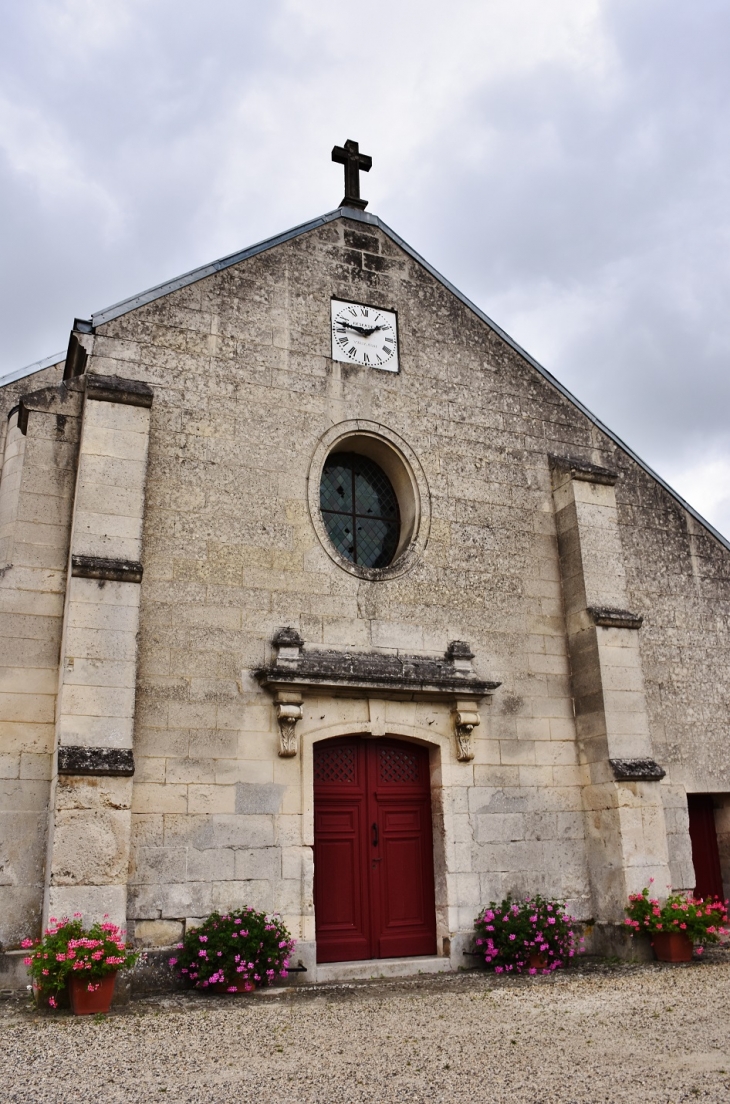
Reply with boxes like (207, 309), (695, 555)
(475, 896), (581, 976)
(21, 914), (138, 1010)
(625, 887), (729, 948)
(168, 908), (295, 992)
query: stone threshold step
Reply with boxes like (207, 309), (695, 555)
(316, 955), (452, 983)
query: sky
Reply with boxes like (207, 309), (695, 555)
(1, 0), (729, 535)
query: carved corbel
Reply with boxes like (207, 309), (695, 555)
(453, 709), (480, 762)
(276, 697), (304, 759)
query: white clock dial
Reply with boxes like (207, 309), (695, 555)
(330, 300), (399, 372)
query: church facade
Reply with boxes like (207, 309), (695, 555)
(2, 199), (730, 981)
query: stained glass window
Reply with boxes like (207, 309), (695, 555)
(320, 453), (400, 569)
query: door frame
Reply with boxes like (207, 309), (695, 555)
(302, 722), (454, 957)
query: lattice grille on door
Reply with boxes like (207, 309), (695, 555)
(379, 745), (420, 784)
(313, 744), (356, 784)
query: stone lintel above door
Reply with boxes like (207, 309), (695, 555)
(255, 629), (500, 701)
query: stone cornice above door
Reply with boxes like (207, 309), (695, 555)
(255, 630), (500, 701)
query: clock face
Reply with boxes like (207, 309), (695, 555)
(331, 300), (399, 372)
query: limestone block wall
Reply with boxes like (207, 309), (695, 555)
(552, 462), (672, 919)
(83, 218), (600, 948)
(3, 213), (728, 956)
(44, 378), (152, 929)
(0, 360), (65, 459)
(615, 467), (730, 891)
(0, 379), (81, 945)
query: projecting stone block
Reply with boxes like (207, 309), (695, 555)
(609, 758), (666, 782)
(85, 374), (153, 408)
(57, 746), (134, 776)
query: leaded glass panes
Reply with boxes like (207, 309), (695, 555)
(320, 453), (400, 569)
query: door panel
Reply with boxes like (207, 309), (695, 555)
(313, 740), (370, 963)
(314, 736), (437, 963)
(688, 794), (724, 901)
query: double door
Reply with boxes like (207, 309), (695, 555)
(313, 736), (437, 963)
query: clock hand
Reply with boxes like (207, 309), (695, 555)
(339, 323), (387, 336)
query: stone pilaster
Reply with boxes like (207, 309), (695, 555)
(0, 383), (83, 945)
(552, 457), (672, 920)
(44, 375), (152, 928)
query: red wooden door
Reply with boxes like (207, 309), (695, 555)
(687, 794), (724, 901)
(313, 736), (437, 964)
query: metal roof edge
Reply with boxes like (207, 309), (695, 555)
(90, 204), (730, 554)
(91, 209), (350, 327)
(0, 351), (66, 391)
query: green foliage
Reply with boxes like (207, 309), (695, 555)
(625, 885), (729, 947)
(23, 914), (138, 1008)
(170, 908), (295, 991)
(475, 895), (583, 974)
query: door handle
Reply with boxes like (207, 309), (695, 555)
(371, 822), (379, 847)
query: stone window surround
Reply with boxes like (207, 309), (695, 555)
(307, 419), (431, 581)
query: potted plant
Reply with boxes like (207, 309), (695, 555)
(624, 884), (729, 962)
(475, 895), (583, 975)
(169, 907), (295, 992)
(23, 913), (139, 1014)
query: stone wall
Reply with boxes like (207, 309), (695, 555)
(0, 359), (74, 946)
(2, 213), (729, 956)
(86, 217), (595, 950)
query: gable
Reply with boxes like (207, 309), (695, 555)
(3, 206), (728, 555)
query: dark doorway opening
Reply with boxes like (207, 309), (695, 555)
(687, 794), (725, 901)
(313, 736), (437, 964)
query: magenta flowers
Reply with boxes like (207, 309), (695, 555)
(475, 895), (583, 975)
(170, 907), (295, 992)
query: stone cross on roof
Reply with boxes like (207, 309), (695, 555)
(331, 139), (372, 210)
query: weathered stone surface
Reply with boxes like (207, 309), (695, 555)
(1, 211), (729, 957)
(57, 746), (135, 776)
(257, 635), (500, 699)
(71, 556), (143, 583)
(609, 758), (666, 782)
(85, 373), (153, 408)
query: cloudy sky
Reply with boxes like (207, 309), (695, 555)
(1, 0), (729, 535)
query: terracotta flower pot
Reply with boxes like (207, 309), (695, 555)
(650, 932), (693, 963)
(68, 973), (116, 1015)
(212, 981), (256, 994)
(529, 953), (548, 970)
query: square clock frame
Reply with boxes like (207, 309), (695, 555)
(331, 299), (399, 373)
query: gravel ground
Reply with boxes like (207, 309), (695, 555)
(2, 956), (730, 1103)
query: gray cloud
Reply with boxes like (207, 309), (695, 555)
(1, 0), (729, 532)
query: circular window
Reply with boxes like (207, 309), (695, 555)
(307, 420), (431, 581)
(320, 453), (401, 569)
